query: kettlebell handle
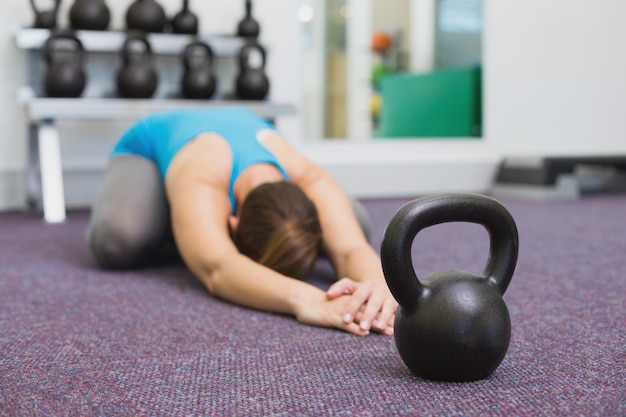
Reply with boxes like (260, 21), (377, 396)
(238, 41), (266, 72)
(183, 41), (214, 71)
(380, 193), (519, 311)
(121, 33), (153, 64)
(42, 31), (86, 64)
(30, 0), (62, 14)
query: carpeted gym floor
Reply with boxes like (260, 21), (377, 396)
(0, 194), (624, 416)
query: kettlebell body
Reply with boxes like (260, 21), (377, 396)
(381, 193), (519, 382)
(236, 42), (269, 100)
(116, 34), (158, 99)
(181, 41), (216, 99)
(171, 0), (198, 35)
(43, 32), (87, 98)
(30, 0), (61, 29)
(126, 0), (166, 33)
(69, 0), (110, 31)
(237, 0), (260, 38)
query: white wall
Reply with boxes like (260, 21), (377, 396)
(485, 0), (626, 156)
(1, 0), (626, 211)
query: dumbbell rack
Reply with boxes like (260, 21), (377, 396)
(14, 28), (297, 223)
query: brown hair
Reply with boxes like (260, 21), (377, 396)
(234, 181), (322, 279)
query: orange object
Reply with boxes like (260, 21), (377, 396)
(371, 32), (393, 53)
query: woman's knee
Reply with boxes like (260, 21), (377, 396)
(87, 217), (161, 270)
(87, 155), (169, 269)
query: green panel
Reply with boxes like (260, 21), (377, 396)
(376, 66), (482, 138)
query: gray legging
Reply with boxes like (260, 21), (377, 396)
(86, 154), (373, 270)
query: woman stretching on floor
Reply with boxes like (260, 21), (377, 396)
(86, 107), (396, 336)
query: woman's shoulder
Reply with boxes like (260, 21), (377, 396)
(166, 133), (233, 187)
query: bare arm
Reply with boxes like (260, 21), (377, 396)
(167, 175), (369, 335)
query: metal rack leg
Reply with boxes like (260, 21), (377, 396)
(26, 123), (42, 210)
(37, 120), (66, 223)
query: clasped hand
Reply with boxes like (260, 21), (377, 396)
(326, 277), (397, 336)
(293, 277), (397, 336)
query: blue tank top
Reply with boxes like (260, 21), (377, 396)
(111, 107), (290, 212)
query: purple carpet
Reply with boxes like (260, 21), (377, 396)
(1, 194), (624, 416)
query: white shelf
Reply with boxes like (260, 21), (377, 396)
(25, 97), (297, 121)
(14, 27), (246, 56)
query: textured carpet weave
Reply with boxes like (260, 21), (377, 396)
(0, 195), (624, 416)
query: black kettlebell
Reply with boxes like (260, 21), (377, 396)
(235, 42), (269, 100)
(116, 34), (158, 99)
(171, 0), (198, 35)
(125, 0), (166, 33)
(181, 41), (217, 99)
(237, 0), (260, 38)
(381, 193), (519, 382)
(69, 0), (110, 30)
(29, 0), (61, 29)
(43, 31), (87, 98)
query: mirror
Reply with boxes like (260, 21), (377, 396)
(298, 0), (483, 141)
